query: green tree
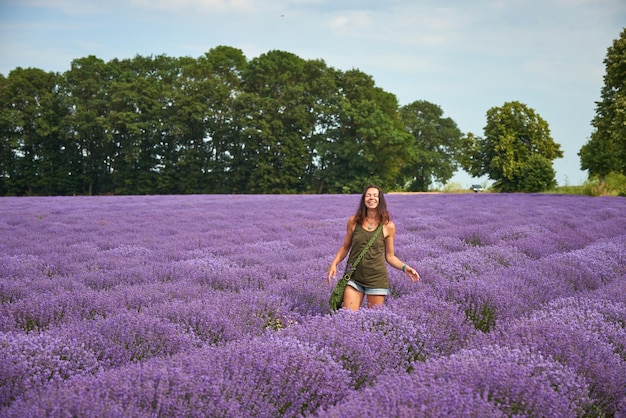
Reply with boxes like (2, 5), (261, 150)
(3, 47), (460, 195)
(63, 56), (114, 195)
(293, 58), (338, 193)
(399, 100), (463, 191)
(316, 69), (409, 193)
(0, 74), (11, 195)
(0, 68), (69, 195)
(236, 50), (327, 193)
(579, 28), (626, 178)
(458, 132), (482, 179)
(465, 101), (563, 192)
(163, 55), (217, 194)
(148, 56), (192, 194)
(107, 56), (162, 194)
(516, 154), (557, 192)
(198, 46), (247, 193)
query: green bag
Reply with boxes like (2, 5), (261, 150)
(329, 224), (383, 311)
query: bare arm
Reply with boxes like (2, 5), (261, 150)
(327, 217), (356, 284)
(384, 221), (420, 282)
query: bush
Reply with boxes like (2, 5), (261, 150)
(582, 172), (626, 196)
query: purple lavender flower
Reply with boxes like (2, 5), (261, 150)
(320, 344), (590, 417)
(0, 332), (101, 408)
(317, 373), (505, 418)
(282, 308), (433, 389)
(386, 290), (477, 356)
(151, 289), (301, 345)
(472, 297), (626, 415)
(1, 193), (625, 416)
(57, 311), (199, 369)
(4, 336), (350, 417)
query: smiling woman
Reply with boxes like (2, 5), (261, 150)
(327, 185), (420, 311)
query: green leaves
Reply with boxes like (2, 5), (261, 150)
(0, 67), (69, 195)
(580, 28), (626, 178)
(0, 48), (459, 195)
(467, 101), (562, 192)
(399, 100), (463, 191)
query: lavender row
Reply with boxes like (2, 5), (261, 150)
(1, 193), (625, 416)
(4, 301), (625, 417)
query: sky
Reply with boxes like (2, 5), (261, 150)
(1, 0), (624, 188)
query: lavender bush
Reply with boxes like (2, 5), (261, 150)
(471, 296), (626, 415)
(5, 336), (350, 417)
(320, 345), (591, 417)
(281, 308), (433, 389)
(0, 193), (625, 417)
(0, 332), (101, 408)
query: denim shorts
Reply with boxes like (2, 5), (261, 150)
(347, 280), (390, 296)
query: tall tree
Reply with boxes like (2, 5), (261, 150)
(579, 28), (626, 178)
(107, 55), (173, 194)
(463, 101), (562, 192)
(293, 58), (338, 193)
(399, 100), (463, 191)
(0, 68), (68, 195)
(316, 69), (409, 193)
(150, 56), (192, 194)
(198, 46), (247, 193)
(3, 47), (458, 195)
(164, 55), (216, 194)
(63, 56), (114, 195)
(0, 74), (11, 195)
(237, 50), (321, 193)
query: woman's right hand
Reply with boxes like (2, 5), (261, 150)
(327, 217), (356, 284)
(327, 264), (337, 284)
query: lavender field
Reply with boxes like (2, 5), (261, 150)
(1, 193), (625, 417)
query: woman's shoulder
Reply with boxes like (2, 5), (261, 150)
(384, 220), (396, 235)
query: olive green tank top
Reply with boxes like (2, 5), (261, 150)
(347, 224), (389, 288)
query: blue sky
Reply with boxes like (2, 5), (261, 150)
(1, 0), (624, 187)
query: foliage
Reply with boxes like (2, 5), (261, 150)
(398, 100), (463, 191)
(0, 68), (70, 196)
(515, 154), (557, 192)
(582, 171), (626, 196)
(0, 48), (425, 196)
(579, 28), (626, 178)
(314, 69), (411, 193)
(544, 184), (586, 195)
(462, 101), (563, 192)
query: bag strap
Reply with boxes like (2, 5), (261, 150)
(346, 223), (383, 275)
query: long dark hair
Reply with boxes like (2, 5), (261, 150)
(354, 184), (391, 225)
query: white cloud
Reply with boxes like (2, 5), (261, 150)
(10, 0), (111, 14)
(329, 11), (372, 31)
(129, 0), (267, 13)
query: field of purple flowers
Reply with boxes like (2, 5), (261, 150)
(1, 193), (625, 417)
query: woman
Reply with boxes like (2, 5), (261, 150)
(327, 185), (420, 311)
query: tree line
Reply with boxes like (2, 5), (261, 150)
(0, 47), (463, 195)
(2, 28), (623, 196)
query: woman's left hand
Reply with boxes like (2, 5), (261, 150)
(404, 265), (420, 282)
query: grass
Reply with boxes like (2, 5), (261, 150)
(437, 172), (626, 196)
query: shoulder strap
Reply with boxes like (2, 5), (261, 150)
(349, 223), (383, 272)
